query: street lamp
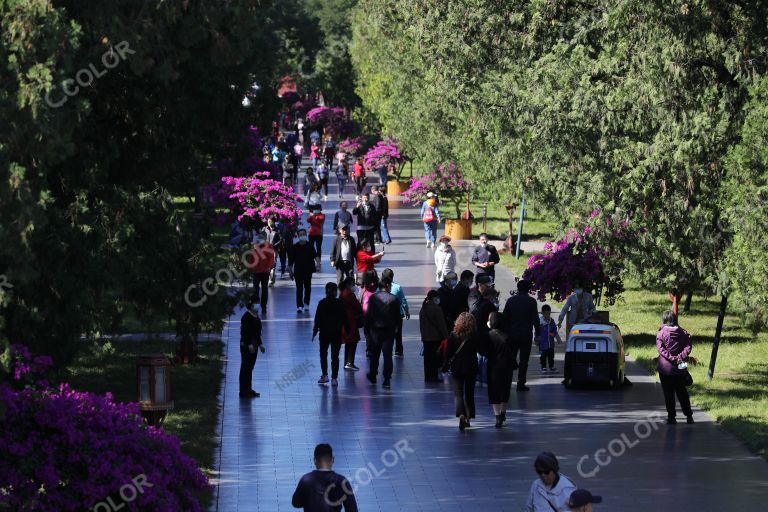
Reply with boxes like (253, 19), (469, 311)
(136, 355), (174, 426)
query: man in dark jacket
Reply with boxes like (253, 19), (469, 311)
(472, 233), (500, 283)
(365, 280), (401, 388)
(329, 225), (357, 286)
(437, 272), (457, 329)
(313, 282), (350, 385)
(451, 270), (474, 320)
(240, 300), (265, 398)
(370, 185), (391, 244)
(292, 443), (358, 512)
(290, 228), (317, 313)
(352, 193), (376, 247)
(501, 279), (541, 391)
(470, 275), (499, 335)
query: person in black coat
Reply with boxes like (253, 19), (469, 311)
(370, 185), (391, 244)
(364, 280), (401, 388)
(451, 270), (474, 320)
(240, 300), (265, 398)
(292, 443), (358, 512)
(352, 193), (377, 247)
(290, 228), (317, 313)
(501, 279), (541, 392)
(470, 275), (499, 335)
(313, 282), (350, 385)
(443, 312), (479, 430)
(477, 312), (515, 428)
(472, 233), (500, 283)
(329, 225), (357, 286)
(437, 272), (457, 329)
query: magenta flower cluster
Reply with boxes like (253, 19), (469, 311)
(306, 106), (354, 137)
(401, 162), (470, 218)
(8, 344), (53, 382)
(291, 99), (318, 118)
(523, 227), (624, 305)
(337, 137), (364, 156)
(220, 172), (304, 227)
(0, 346), (210, 511)
(364, 137), (401, 171)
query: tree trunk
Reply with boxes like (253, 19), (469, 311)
(707, 295), (728, 380)
(683, 289), (693, 312)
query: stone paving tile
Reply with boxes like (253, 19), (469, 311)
(211, 181), (768, 511)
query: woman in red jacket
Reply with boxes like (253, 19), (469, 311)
(307, 206), (326, 262)
(356, 239), (384, 274)
(339, 277), (363, 371)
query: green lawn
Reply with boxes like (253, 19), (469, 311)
(63, 340), (224, 485)
(470, 201), (561, 243)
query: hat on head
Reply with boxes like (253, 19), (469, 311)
(476, 275), (494, 286)
(568, 489), (602, 508)
(534, 451), (559, 473)
(339, 223), (349, 230)
(426, 192), (435, 198)
(438, 235), (451, 243)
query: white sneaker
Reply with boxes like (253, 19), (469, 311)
(297, 307), (303, 313)
(426, 241), (431, 248)
(303, 306), (310, 313)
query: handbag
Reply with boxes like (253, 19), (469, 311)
(683, 370), (693, 387)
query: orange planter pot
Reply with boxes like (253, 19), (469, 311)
(444, 219), (472, 240)
(386, 180), (410, 210)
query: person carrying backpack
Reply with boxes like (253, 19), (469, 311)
(420, 192), (441, 248)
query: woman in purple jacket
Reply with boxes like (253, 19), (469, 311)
(656, 310), (694, 424)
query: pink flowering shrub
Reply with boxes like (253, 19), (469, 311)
(291, 99), (318, 118)
(363, 137), (402, 172)
(220, 172), (303, 227)
(337, 137), (364, 156)
(523, 227), (625, 305)
(0, 346), (210, 511)
(401, 162), (470, 219)
(306, 106), (355, 137)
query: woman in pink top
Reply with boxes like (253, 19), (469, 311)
(310, 142), (320, 170)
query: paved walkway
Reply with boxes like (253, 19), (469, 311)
(211, 177), (768, 511)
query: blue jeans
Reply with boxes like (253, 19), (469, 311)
(423, 221), (437, 243)
(337, 177), (347, 196)
(380, 218), (391, 244)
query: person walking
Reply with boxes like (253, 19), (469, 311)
(340, 277), (363, 371)
(292, 443), (358, 512)
(352, 157), (367, 197)
(333, 201), (353, 233)
(264, 217), (283, 286)
(330, 224), (357, 286)
(313, 282), (349, 386)
(538, 304), (562, 373)
(419, 290), (449, 382)
(443, 312), (479, 430)
(472, 233), (500, 283)
(239, 300), (265, 398)
(365, 280), (401, 389)
(375, 164), (388, 193)
(309, 140), (320, 170)
(307, 206), (326, 261)
(525, 452), (577, 512)
(568, 490), (603, 511)
(470, 275), (499, 335)
(656, 310), (694, 424)
(335, 161), (350, 198)
(306, 184), (323, 212)
(277, 219), (294, 279)
(437, 272), (458, 330)
(370, 185), (391, 244)
(358, 270), (379, 360)
(356, 239), (384, 274)
(478, 312), (514, 428)
(501, 279), (541, 392)
(452, 270), (474, 320)
(420, 192), (441, 248)
(290, 228), (317, 313)
(381, 268), (409, 358)
(352, 193), (377, 246)
(293, 140), (304, 169)
(434, 235), (456, 283)
(247, 231), (276, 315)
(317, 162), (330, 200)
(304, 168), (319, 197)
(557, 281), (597, 341)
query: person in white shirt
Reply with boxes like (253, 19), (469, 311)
(526, 452), (577, 511)
(557, 281), (596, 340)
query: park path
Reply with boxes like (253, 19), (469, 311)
(210, 175), (768, 511)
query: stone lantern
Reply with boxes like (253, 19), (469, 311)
(136, 354), (174, 426)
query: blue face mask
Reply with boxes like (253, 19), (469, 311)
(434, 298), (441, 305)
(448, 279), (458, 288)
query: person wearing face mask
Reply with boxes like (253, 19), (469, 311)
(557, 281), (597, 341)
(312, 282), (350, 386)
(264, 217), (283, 286)
(420, 192), (441, 248)
(567, 489), (602, 511)
(289, 229), (317, 313)
(239, 300), (265, 398)
(352, 192), (376, 246)
(472, 233), (500, 283)
(477, 312), (514, 427)
(339, 277), (364, 371)
(247, 230), (276, 315)
(470, 275), (499, 335)
(437, 271), (458, 330)
(502, 279), (541, 392)
(333, 201), (353, 232)
(525, 452), (576, 511)
(330, 224), (357, 286)
(419, 290), (449, 382)
(434, 235), (456, 283)
(451, 270), (474, 320)
(356, 239), (385, 274)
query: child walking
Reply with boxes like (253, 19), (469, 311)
(538, 304), (562, 373)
